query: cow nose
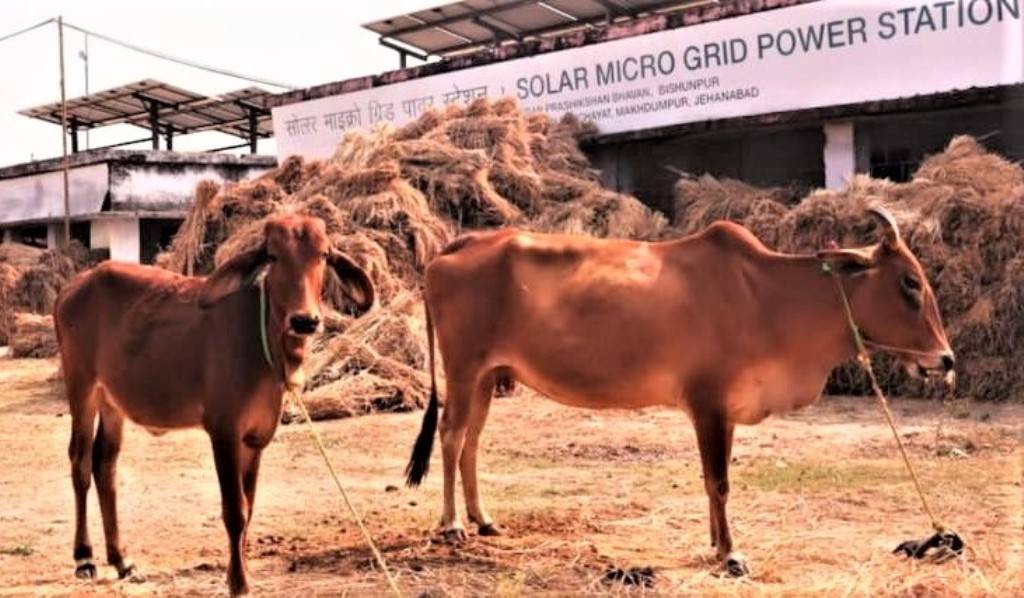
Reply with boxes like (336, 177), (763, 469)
(289, 314), (321, 336)
(941, 353), (955, 373)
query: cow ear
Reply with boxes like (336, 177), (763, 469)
(328, 250), (375, 316)
(198, 245), (268, 308)
(868, 206), (901, 251)
(817, 247), (875, 276)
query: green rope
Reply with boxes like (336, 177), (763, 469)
(257, 274), (275, 371)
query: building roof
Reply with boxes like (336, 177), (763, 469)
(0, 149), (277, 181)
(363, 0), (714, 57)
(19, 79), (275, 139)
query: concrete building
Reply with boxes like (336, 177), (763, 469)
(269, 0), (1024, 217)
(1, 80), (276, 262)
(0, 150), (274, 263)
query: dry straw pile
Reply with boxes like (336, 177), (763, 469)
(0, 242), (86, 353)
(675, 136), (1024, 401)
(158, 98), (667, 420)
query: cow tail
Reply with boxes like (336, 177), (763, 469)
(405, 294), (439, 487)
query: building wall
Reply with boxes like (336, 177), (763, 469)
(0, 151), (276, 262)
(108, 162), (270, 212)
(0, 163), (108, 224)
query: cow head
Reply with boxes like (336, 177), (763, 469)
(817, 207), (955, 383)
(199, 215), (374, 383)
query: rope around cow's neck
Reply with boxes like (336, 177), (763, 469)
(257, 273), (276, 372)
(257, 276), (403, 597)
(821, 261), (945, 534)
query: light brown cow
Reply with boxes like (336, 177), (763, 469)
(406, 208), (953, 576)
(54, 215), (373, 595)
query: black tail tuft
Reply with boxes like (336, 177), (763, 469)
(405, 384), (438, 487)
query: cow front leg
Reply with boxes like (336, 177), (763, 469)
(211, 433), (250, 595)
(695, 413), (747, 576)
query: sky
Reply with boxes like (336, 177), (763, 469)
(0, 0), (439, 167)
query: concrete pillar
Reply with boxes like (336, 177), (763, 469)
(45, 223), (61, 249)
(2, 229), (12, 243)
(854, 127), (871, 174)
(90, 217), (140, 263)
(823, 121), (856, 189)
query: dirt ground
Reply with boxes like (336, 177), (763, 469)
(0, 357), (1020, 597)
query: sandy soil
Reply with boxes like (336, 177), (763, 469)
(0, 357), (1020, 597)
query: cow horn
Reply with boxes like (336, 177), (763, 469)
(868, 205), (900, 249)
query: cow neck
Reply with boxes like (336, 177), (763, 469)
(765, 253), (863, 370)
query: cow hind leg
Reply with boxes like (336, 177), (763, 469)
(461, 373), (499, 536)
(695, 413), (747, 576)
(67, 379), (99, 579)
(92, 402), (138, 580)
(439, 376), (476, 543)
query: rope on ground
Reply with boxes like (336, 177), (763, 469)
(287, 388), (404, 597)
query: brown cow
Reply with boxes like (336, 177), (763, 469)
(54, 215), (373, 595)
(406, 208), (953, 576)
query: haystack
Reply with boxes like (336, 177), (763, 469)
(673, 135), (1024, 401)
(0, 263), (19, 345)
(535, 189), (668, 240)
(0, 243), (45, 268)
(674, 174), (798, 247)
(0, 241), (86, 347)
(13, 249), (78, 314)
(10, 312), (57, 358)
(156, 98), (669, 421)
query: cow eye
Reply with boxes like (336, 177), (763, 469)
(902, 275), (921, 292)
(901, 275), (923, 309)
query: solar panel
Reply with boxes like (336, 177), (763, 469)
(18, 79), (208, 128)
(18, 81), (273, 141)
(363, 0), (712, 57)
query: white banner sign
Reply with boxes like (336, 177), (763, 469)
(273, 0), (1024, 159)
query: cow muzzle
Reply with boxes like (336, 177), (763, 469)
(288, 313), (321, 336)
(908, 352), (956, 387)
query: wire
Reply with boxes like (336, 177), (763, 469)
(61, 21), (298, 90)
(0, 17), (297, 90)
(0, 17), (56, 43)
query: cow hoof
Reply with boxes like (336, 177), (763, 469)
(724, 553), (749, 577)
(478, 522), (503, 537)
(441, 527), (468, 544)
(117, 562), (144, 582)
(74, 561), (97, 579)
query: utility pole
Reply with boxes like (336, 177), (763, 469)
(58, 15), (71, 248)
(79, 33), (89, 149)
